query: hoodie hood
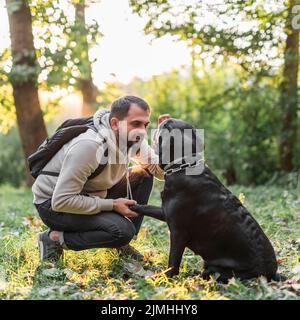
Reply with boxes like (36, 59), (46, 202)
(93, 108), (133, 199)
(93, 109), (110, 131)
(93, 109), (129, 165)
(93, 109), (114, 145)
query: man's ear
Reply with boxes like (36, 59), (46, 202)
(110, 117), (119, 131)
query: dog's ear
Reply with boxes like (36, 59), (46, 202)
(163, 119), (173, 131)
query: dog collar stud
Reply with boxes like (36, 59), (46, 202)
(164, 158), (204, 176)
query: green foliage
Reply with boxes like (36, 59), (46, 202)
(130, 0), (287, 74)
(0, 85), (16, 134)
(2, 0), (101, 90)
(130, 0), (299, 174)
(30, 0), (102, 89)
(205, 75), (281, 185)
(0, 0), (99, 132)
(0, 182), (299, 299)
(0, 49), (11, 86)
(120, 65), (285, 185)
(0, 129), (25, 187)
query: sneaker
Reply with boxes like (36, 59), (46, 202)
(117, 244), (144, 261)
(38, 229), (63, 262)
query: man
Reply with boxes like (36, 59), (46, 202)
(33, 96), (169, 262)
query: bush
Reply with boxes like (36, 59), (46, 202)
(124, 65), (286, 185)
(0, 128), (25, 187)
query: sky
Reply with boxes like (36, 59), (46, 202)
(0, 0), (191, 88)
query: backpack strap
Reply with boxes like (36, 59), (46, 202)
(56, 116), (94, 131)
(86, 147), (108, 180)
(39, 142), (108, 180)
(29, 110), (111, 180)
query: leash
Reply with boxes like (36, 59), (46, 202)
(163, 153), (205, 176)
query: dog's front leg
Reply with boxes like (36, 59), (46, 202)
(165, 231), (186, 277)
(129, 204), (166, 222)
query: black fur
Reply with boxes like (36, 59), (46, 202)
(130, 118), (278, 282)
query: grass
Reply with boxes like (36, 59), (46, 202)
(0, 180), (299, 300)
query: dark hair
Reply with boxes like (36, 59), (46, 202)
(109, 96), (150, 121)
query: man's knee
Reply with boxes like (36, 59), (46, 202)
(133, 167), (153, 189)
(139, 171), (154, 201)
(113, 218), (136, 247)
(143, 170), (154, 184)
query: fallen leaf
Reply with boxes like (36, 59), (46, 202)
(144, 250), (155, 261)
(239, 193), (245, 204)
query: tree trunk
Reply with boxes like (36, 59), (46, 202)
(279, 0), (299, 172)
(6, 0), (48, 186)
(75, 1), (98, 116)
(224, 166), (237, 185)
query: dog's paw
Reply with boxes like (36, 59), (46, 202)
(164, 268), (179, 278)
(129, 204), (144, 214)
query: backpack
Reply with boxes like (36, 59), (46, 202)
(27, 111), (109, 180)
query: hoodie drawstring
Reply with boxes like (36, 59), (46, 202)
(126, 168), (133, 200)
(94, 109), (134, 201)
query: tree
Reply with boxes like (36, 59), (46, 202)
(279, 0), (299, 172)
(74, 0), (98, 116)
(41, 0), (101, 116)
(5, 0), (48, 186)
(130, 0), (299, 172)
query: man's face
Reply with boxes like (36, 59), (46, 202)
(110, 104), (150, 149)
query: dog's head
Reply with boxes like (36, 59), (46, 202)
(153, 118), (204, 169)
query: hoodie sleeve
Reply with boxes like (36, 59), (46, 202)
(51, 140), (113, 214)
(130, 139), (165, 180)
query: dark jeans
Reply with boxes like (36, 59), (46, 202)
(35, 167), (153, 251)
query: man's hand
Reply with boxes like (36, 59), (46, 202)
(112, 198), (138, 218)
(158, 114), (171, 126)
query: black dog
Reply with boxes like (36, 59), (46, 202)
(131, 119), (278, 282)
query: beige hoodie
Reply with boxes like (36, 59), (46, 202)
(32, 110), (164, 215)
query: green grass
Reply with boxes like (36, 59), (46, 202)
(0, 181), (299, 300)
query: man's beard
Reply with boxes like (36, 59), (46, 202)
(117, 133), (141, 151)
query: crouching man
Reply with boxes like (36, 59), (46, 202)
(32, 96), (169, 263)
